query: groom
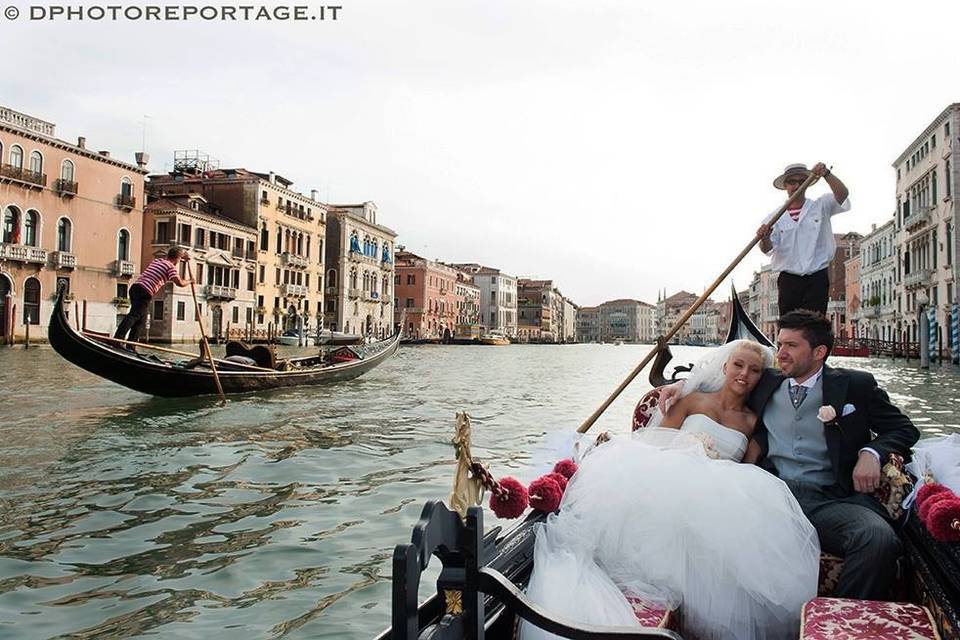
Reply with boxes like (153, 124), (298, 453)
(661, 309), (919, 600)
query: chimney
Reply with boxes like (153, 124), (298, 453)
(269, 171), (276, 184)
(77, 136), (86, 149)
(98, 150), (110, 158)
(311, 189), (318, 201)
(135, 152), (149, 168)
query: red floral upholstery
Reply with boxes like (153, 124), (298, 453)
(800, 597), (940, 639)
(632, 388), (662, 431)
(623, 591), (679, 630)
(819, 553), (845, 596)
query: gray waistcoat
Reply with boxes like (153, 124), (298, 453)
(764, 378), (834, 486)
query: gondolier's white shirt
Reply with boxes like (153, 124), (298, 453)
(762, 193), (851, 275)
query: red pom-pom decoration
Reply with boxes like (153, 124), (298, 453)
(919, 491), (954, 521)
(528, 476), (563, 513)
(917, 482), (951, 506)
(489, 477), (529, 519)
(545, 472), (568, 492)
(553, 459), (578, 480)
(925, 497), (960, 542)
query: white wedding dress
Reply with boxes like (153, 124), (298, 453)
(520, 415), (820, 640)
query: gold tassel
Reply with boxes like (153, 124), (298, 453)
(449, 412), (484, 519)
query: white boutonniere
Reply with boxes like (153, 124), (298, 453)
(817, 405), (841, 430)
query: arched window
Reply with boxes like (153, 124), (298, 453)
(29, 151), (43, 176)
(24, 210), (39, 247)
(23, 277), (40, 325)
(327, 268), (337, 287)
(120, 176), (133, 198)
(382, 276), (389, 297)
(2, 206), (21, 244)
(117, 229), (130, 261)
(57, 218), (72, 252)
(363, 271), (370, 291)
(9, 145), (23, 169)
(260, 223), (268, 251)
(61, 159), (75, 182)
(349, 269), (358, 289)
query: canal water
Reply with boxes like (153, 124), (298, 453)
(1, 344), (959, 639)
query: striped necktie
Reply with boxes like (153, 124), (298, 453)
(790, 384), (808, 409)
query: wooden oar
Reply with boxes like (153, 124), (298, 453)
(186, 263), (227, 404)
(83, 332), (275, 372)
(576, 169), (822, 433)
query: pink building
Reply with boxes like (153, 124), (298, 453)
(845, 253), (861, 339)
(394, 250), (462, 340)
(0, 105), (148, 342)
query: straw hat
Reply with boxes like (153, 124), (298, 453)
(773, 163), (812, 190)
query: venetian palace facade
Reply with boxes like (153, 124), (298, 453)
(393, 249), (461, 340)
(324, 202), (396, 338)
(1, 105), (147, 342)
(148, 157), (328, 338)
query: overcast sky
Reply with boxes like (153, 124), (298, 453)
(3, 0), (959, 306)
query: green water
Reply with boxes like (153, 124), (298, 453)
(0, 344), (958, 638)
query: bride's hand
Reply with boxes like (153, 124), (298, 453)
(596, 431), (611, 445)
(656, 381), (685, 414)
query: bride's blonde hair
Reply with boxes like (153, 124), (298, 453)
(726, 339), (774, 369)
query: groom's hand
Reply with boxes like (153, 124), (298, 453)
(656, 381), (685, 414)
(852, 451), (882, 493)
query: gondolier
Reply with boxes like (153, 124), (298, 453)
(114, 246), (192, 344)
(756, 162), (850, 315)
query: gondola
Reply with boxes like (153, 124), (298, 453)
(48, 287), (401, 397)
(376, 286), (960, 640)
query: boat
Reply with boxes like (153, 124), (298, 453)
(278, 328), (305, 346)
(48, 287), (401, 397)
(316, 329), (364, 346)
(479, 330), (510, 346)
(375, 285), (960, 640)
(832, 339), (871, 358)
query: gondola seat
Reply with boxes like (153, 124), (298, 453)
(225, 341), (276, 369)
(623, 590), (679, 631)
(799, 597), (940, 639)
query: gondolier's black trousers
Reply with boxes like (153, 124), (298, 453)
(777, 268), (829, 316)
(114, 284), (152, 343)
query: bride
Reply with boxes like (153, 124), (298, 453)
(520, 340), (820, 640)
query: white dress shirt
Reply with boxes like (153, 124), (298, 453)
(763, 193), (851, 275)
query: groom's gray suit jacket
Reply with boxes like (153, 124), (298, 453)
(747, 364), (919, 516)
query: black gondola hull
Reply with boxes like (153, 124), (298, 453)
(49, 288), (400, 397)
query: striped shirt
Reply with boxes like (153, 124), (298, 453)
(134, 258), (179, 296)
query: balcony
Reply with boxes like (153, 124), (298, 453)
(116, 192), (136, 210)
(283, 283), (308, 297)
(904, 205), (933, 234)
(231, 248), (245, 259)
(904, 268), (933, 290)
(51, 251), (77, 269)
(348, 288), (361, 298)
(114, 260), (135, 276)
(0, 244), (48, 264)
(54, 179), (78, 197)
(325, 286), (338, 295)
(364, 291), (380, 302)
(205, 284), (237, 300)
(282, 252), (309, 268)
(0, 163), (46, 188)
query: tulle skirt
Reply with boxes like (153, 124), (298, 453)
(520, 429), (820, 640)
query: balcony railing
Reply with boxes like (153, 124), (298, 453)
(904, 268), (933, 290)
(364, 291), (380, 301)
(205, 284), (237, 300)
(283, 283), (308, 297)
(282, 252), (309, 268)
(52, 251), (77, 269)
(325, 286), (338, 295)
(117, 192), (136, 209)
(0, 243), (47, 264)
(231, 248), (245, 259)
(116, 260), (135, 276)
(0, 163), (47, 187)
(54, 178), (78, 196)
(348, 288), (361, 298)
(904, 205), (934, 233)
